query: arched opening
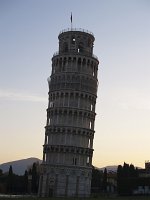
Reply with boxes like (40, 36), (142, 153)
(71, 36), (76, 44)
(73, 157), (77, 165)
(77, 58), (81, 72)
(89, 121), (92, 129)
(87, 156), (90, 165)
(78, 42), (84, 53)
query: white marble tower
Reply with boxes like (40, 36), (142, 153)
(38, 28), (99, 197)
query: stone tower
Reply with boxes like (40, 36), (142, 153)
(38, 28), (99, 197)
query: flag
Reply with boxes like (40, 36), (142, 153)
(71, 13), (72, 23)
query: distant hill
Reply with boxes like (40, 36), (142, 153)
(98, 165), (142, 172)
(0, 159), (141, 176)
(99, 165), (118, 172)
(0, 157), (42, 175)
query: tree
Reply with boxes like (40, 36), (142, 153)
(102, 168), (107, 192)
(117, 165), (123, 193)
(91, 166), (103, 193)
(7, 165), (13, 193)
(9, 165), (13, 175)
(31, 162), (39, 193)
(117, 163), (138, 195)
(0, 169), (3, 176)
(129, 164), (135, 177)
(123, 162), (130, 177)
(24, 170), (28, 193)
(117, 165), (123, 178)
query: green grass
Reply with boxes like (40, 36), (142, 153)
(1, 196), (150, 200)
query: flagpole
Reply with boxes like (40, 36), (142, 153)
(71, 12), (72, 30)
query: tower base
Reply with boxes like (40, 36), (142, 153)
(38, 164), (92, 197)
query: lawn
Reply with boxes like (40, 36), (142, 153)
(1, 196), (150, 200)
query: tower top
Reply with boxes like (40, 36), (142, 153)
(58, 28), (96, 58)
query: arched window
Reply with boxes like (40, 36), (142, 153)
(71, 36), (76, 44)
(78, 42), (84, 53)
(73, 157), (77, 165)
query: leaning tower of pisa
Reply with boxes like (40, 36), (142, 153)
(38, 28), (99, 197)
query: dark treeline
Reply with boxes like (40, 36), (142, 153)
(0, 162), (39, 194)
(91, 166), (108, 194)
(117, 162), (139, 195)
(1, 162), (149, 196)
(1, 164), (108, 195)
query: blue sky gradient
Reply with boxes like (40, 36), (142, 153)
(0, 0), (150, 168)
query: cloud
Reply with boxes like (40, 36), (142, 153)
(110, 87), (150, 111)
(0, 89), (47, 103)
(119, 92), (150, 111)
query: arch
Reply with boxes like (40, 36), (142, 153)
(83, 58), (86, 66)
(73, 57), (76, 62)
(78, 42), (84, 53)
(77, 58), (81, 72)
(71, 36), (76, 44)
(68, 57), (71, 62)
(87, 59), (90, 66)
(78, 57), (81, 64)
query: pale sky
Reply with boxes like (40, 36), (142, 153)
(0, 0), (150, 168)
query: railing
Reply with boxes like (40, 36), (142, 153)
(53, 51), (59, 56)
(53, 51), (98, 60)
(59, 28), (94, 37)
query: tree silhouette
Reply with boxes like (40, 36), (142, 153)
(24, 170), (28, 193)
(7, 165), (13, 193)
(0, 169), (3, 176)
(117, 163), (138, 195)
(31, 162), (39, 193)
(91, 166), (103, 193)
(102, 168), (107, 192)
